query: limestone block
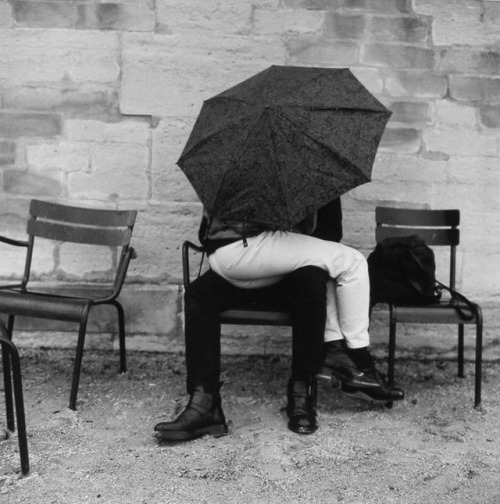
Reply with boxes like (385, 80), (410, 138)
(151, 118), (199, 202)
(361, 43), (435, 69)
(323, 13), (366, 40)
(366, 15), (431, 44)
(3, 168), (63, 197)
(0, 29), (119, 83)
(351, 179), (434, 207)
(120, 32), (286, 117)
(373, 153), (448, 184)
(350, 67), (384, 94)
(434, 100), (477, 129)
(57, 243), (114, 281)
(388, 100), (434, 126)
(0, 112), (61, 138)
(68, 143), (149, 200)
(27, 142), (90, 173)
(76, 2), (154, 32)
(121, 285), (181, 339)
(128, 202), (201, 281)
(379, 127), (421, 153)
(65, 118), (150, 145)
(26, 240), (57, 278)
(3, 84), (119, 115)
(479, 105), (500, 128)
(283, 0), (341, 9)
(385, 70), (447, 99)
(460, 251), (500, 297)
(252, 8), (325, 35)
(156, 0), (254, 35)
(0, 1), (12, 26)
(423, 128), (497, 157)
(430, 181), (500, 215)
(13, 0), (74, 28)
(342, 0), (413, 15)
(414, 0), (500, 46)
(443, 157), (500, 188)
(0, 141), (15, 165)
(440, 48), (500, 76)
(286, 37), (358, 66)
(449, 75), (500, 105)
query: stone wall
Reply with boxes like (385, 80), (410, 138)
(1, 0), (499, 358)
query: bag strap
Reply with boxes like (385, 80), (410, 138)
(435, 280), (476, 321)
(407, 248), (476, 321)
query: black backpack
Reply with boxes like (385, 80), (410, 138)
(367, 234), (475, 320)
(368, 235), (441, 305)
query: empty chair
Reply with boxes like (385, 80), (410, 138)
(0, 199), (137, 410)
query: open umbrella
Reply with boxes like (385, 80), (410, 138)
(177, 65), (391, 229)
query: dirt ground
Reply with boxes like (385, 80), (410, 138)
(1, 347), (500, 504)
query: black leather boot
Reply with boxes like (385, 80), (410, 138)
(319, 341), (405, 402)
(287, 378), (318, 435)
(154, 385), (229, 441)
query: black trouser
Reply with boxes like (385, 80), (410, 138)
(184, 266), (328, 394)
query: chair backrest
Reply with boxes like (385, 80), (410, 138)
(22, 199), (137, 289)
(27, 199), (136, 246)
(375, 207), (460, 289)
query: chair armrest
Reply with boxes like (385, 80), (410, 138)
(0, 236), (29, 248)
(182, 241), (206, 289)
(95, 246), (137, 303)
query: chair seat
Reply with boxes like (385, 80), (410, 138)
(220, 309), (292, 326)
(393, 301), (478, 324)
(0, 289), (91, 322)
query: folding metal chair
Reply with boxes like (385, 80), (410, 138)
(0, 199), (137, 410)
(373, 207), (483, 408)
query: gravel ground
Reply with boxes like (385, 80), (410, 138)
(1, 347), (500, 504)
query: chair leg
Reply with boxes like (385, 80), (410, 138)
(2, 342), (15, 432)
(3, 316), (15, 430)
(0, 331), (29, 475)
(458, 323), (465, 378)
(474, 306), (483, 410)
(70, 308), (90, 411)
(386, 304), (397, 409)
(111, 300), (127, 374)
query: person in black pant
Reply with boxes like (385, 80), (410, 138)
(154, 199), (403, 440)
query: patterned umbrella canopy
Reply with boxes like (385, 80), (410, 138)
(177, 65), (391, 229)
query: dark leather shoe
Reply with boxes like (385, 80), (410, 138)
(287, 378), (317, 435)
(319, 341), (382, 389)
(341, 368), (405, 402)
(319, 342), (405, 402)
(154, 386), (229, 441)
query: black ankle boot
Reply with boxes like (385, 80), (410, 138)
(287, 378), (317, 435)
(342, 347), (405, 402)
(154, 385), (229, 441)
(319, 341), (381, 388)
(319, 342), (405, 402)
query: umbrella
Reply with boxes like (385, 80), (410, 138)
(177, 65), (391, 229)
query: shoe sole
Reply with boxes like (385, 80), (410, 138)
(317, 367), (381, 389)
(342, 387), (405, 403)
(155, 423), (229, 441)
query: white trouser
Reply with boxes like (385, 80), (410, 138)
(208, 231), (370, 349)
